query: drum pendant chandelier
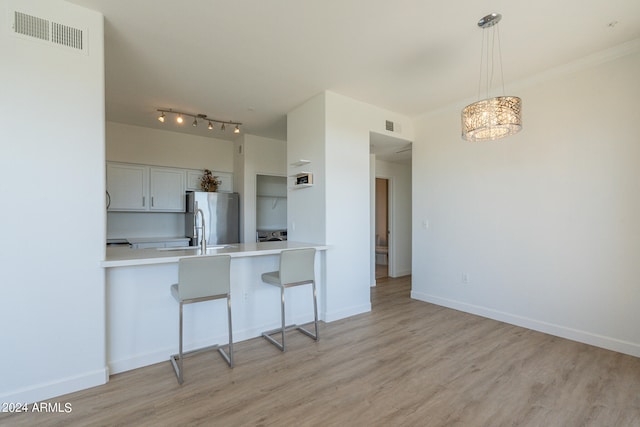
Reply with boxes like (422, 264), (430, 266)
(461, 13), (522, 142)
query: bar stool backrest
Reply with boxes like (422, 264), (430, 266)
(279, 248), (316, 285)
(178, 255), (231, 300)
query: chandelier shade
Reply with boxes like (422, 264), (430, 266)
(461, 13), (522, 142)
(461, 96), (522, 142)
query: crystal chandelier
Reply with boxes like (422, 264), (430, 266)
(461, 13), (522, 142)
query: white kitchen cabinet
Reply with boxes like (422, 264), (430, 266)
(186, 170), (203, 191)
(149, 167), (185, 212)
(107, 162), (186, 212)
(216, 172), (233, 192)
(186, 169), (234, 193)
(107, 163), (149, 211)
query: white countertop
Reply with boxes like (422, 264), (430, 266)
(125, 237), (190, 244)
(102, 241), (328, 268)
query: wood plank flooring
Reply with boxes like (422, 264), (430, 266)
(2, 275), (640, 426)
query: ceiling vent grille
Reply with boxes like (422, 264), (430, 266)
(11, 10), (87, 54)
(14, 11), (48, 41)
(385, 120), (394, 132)
(51, 21), (83, 50)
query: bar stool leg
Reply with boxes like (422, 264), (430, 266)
(178, 302), (184, 384)
(280, 286), (286, 351)
(227, 295), (234, 368)
(312, 281), (319, 340)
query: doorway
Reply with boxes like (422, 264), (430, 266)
(375, 178), (389, 279)
(369, 131), (412, 286)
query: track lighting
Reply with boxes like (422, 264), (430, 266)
(157, 108), (242, 134)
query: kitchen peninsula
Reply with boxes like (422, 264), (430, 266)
(103, 241), (327, 374)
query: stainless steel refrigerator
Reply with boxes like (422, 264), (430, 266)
(185, 191), (240, 246)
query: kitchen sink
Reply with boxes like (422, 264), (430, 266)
(156, 245), (234, 251)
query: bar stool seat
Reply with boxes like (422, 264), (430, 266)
(170, 255), (233, 384)
(261, 248), (319, 351)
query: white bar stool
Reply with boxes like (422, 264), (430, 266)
(170, 255), (233, 384)
(261, 248), (319, 351)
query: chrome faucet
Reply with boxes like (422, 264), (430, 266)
(195, 208), (206, 252)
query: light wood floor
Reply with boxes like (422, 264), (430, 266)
(3, 276), (640, 426)
(375, 263), (388, 279)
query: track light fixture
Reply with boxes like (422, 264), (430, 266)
(157, 108), (242, 134)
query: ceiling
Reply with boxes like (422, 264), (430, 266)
(68, 0), (639, 162)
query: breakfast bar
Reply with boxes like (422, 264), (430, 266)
(102, 242), (328, 374)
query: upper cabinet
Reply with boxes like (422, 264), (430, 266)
(107, 163), (149, 211)
(186, 170), (203, 191)
(149, 167), (185, 212)
(107, 162), (233, 212)
(107, 162), (185, 212)
(186, 169), (233, 193)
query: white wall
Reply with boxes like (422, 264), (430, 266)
(0, 0), (107, 402)
(369, 154), (377, 285)
(106, 121), (234, 171)
(234, 134), (287, 242)
(411, 43), (640, 357)
(233, 137), (245, 237)
(288, 91), (414, 321)
(287, 94), (327, 245)
(375, 159), (412, 278)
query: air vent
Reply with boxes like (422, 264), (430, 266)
(385, 120), (394, 132)
(52, 22), (83, 50)
(14, 11), (48, 40)
(11, 10), (87, 54)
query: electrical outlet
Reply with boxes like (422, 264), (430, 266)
(243, 291), (249, 301)
(462, 273), (470, 284)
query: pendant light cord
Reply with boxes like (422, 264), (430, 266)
(496, 23), (505, 96)
(476, 22), (506, 100)
(476, 28), (485, 101)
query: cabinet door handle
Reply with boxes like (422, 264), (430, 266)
(151, 196), (154, 207)
(142, 196), (145, 207)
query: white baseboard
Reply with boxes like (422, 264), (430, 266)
(390, 269), (411, 278)
(411, 291), (640, 358)
(108, 326), (269, 374)
(324, 303), (371, 323)
(109, 347), (174, 375)
(109, 316), (330, 374)
(0, 368), (108, 404)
